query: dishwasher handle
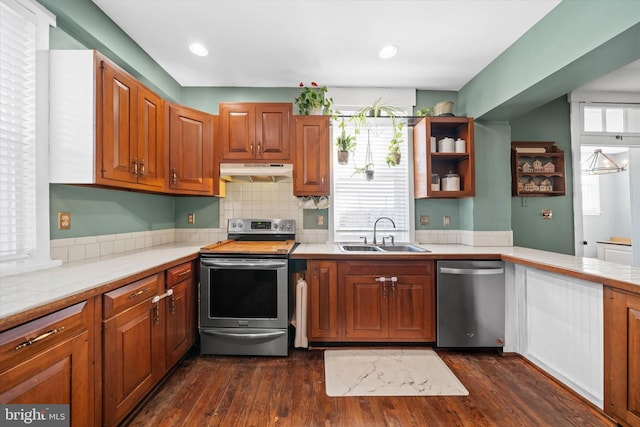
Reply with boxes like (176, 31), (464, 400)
(439, 267), (504, 275)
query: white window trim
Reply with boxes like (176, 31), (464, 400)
(0, 0), (58, 276)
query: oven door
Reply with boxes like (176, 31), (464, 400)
(200, 257), (289, 330)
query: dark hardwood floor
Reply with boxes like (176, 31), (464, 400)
(126, 348), (616, 427)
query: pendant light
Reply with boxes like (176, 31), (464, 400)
(582, 149), (626, 175)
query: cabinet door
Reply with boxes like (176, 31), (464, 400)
(293, 116), (330, 196)
(103, 299), (165, 426)
(255, 103), (291, 160)
(307, 260), (339, 340)
(136, 85), (165, 190)
(388, 276), (435, 341)
(604, 288), (640, 426)
(166, 262), (196, 368)
(99, 59), (138, 185)
(168, 104), (213, 194)
(219, 103), (255, 160)
(0, 301), (94, 427)
(344, 275), (387, 340)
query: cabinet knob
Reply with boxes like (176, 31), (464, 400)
(172, 168), (178, 184)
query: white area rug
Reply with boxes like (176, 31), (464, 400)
(324, 349), (469, 397)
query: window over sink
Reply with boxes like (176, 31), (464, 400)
(330, 108), (413, 243)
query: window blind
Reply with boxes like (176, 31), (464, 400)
(332, 116), (410, 242)
(0, 0), (37, 261)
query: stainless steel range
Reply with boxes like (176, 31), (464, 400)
(199, 218), (296, 356)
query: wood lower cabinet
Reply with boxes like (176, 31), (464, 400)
(306, 260), (435, 343)
(342, 261), (435, 341)
(102, 274), (165, 427)
(219, 103), (291, 161)
(165, 261), (197, 368)
(307, 260), (339, 340)
(0, 301), (95, 427)
(293, 116), (330, 196)
(167, 103), (214, 195)
(604, 287), (640, 427)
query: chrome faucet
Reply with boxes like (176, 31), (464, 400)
(373, 217), (396, 245)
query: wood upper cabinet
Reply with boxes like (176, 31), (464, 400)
(307, 260), (339, 341)
(340, 261), (435, 342)
(413, 117), (475, 198)
(102, 274), (165, 427)
(604, 287), (640, 427)
(98, 53), (165, 191)
(511, 141), (566, 196)
(293, 116), (330, 196)
(0, 301), (95, 427)
(165, 261), (196, 368)
(167, 103), (214, 195)
(219, 103), (292, 161)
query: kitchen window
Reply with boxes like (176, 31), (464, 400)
(0, 0), (56, 276)
(331, 112), (413, 243)
(583, 104), (640, 134)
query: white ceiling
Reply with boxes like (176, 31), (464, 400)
(91, 0), (564, 90)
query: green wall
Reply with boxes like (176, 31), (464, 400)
(50, 185), (175, 239)
(460, 0), (640, 120)
(510, 96), (574, 254)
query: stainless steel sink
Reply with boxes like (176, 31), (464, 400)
(338, 244), (383, 252)
(378, 244), (428, 252)
(337, 243), (429, 253)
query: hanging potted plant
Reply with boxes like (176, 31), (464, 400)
(335, 117), (356, 165)
(294, 82), (333, 115)
(385, 116), (404, 166)
(351, 97), (405, 131)
(351, 129), (375, 180)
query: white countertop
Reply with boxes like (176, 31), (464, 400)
(2, 242), (639, 330)
(0, 243), (201, 326)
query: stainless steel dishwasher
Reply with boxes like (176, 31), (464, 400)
(436, 260), (505, 348)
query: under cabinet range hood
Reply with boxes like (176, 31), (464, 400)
(219, 163), (294, 183)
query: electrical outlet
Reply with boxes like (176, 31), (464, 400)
(58, 212), (71, 230)
(188, 213), (195, 224)
(317, 214), (324, 226)
(443, 216), (450, 227)
(419, 215), (429, 225)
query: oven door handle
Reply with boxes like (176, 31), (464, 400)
(202, 330), (286, 339)
(201, 259), (287, 268)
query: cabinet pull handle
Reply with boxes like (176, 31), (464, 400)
(250, 143), (254, 154)
(153, 301), (160, 324)
(169, 294), (175, 314)
(131, 158), (138, 176)
(313, 268), (318, 280)
(391, 276), (397, 298)
(257, 142), (262, 153)
(321, 176), (325, 188)
(139, 159), (145, 177)
(172, 168), (178, 184)
(15, 326), (65, 350)
(177, 269), (191, 277)
(129, 288), (150, 299)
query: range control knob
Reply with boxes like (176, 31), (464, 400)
(273, 223), (279, 230)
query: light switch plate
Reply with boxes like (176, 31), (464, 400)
(443, 216), (450, 227)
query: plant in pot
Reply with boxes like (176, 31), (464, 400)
(351, 97), (405, 131)
(385, 116), (404, 167)
(415, 106), (430, 117)
(295, 82), (333, 115)
(335, 118), (356, 165)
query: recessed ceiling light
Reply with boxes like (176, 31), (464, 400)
(379, 44), (398, 59)
(189, 43), (209, 57)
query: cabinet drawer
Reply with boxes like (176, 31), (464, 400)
(0, 301), (90, 367)
(167, 262), (193, 287)
(340, 260), (433, 276)
(103, 274), (162, 318)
